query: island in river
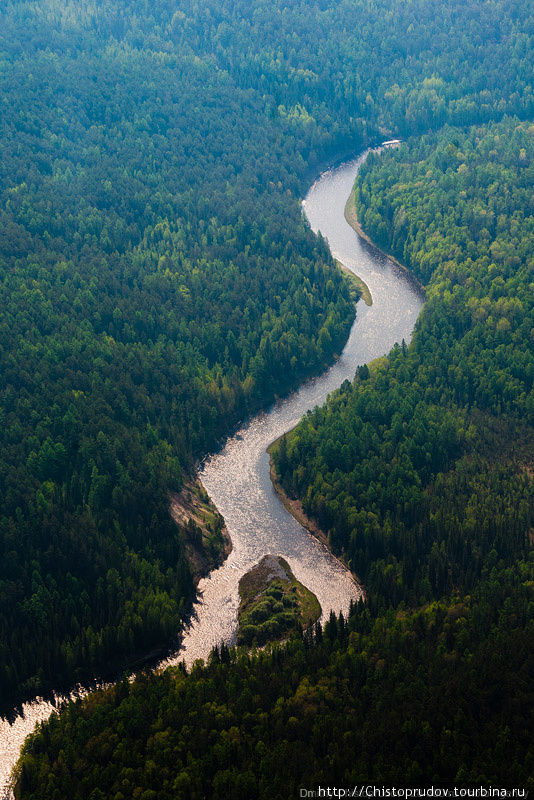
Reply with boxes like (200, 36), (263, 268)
(237, 555), (321, 647)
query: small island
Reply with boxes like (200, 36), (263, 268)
(237, 555), (321, 647)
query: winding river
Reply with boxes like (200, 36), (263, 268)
(0, 149), (424, 798)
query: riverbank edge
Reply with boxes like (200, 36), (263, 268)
(336, 258), (372, 306)
(169, 476), (233, 587)
(266, 434), (329, 550)
(266, 435), (363, 594)
(343, 184), (411, 276)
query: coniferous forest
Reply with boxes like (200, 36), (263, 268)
(4, 0), (534, 796)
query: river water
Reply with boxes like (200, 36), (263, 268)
(0, 149), (424, 798)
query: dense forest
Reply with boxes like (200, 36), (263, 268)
(15, 566), (534, 797)
(276, 120), (534, 611)
(5, 0), (534, 794)
(1, 0), (359, 707)
(7, 0), (534, 708)
(18, 115), (534, 798)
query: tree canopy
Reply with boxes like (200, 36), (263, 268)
(5, 0), (534, 794)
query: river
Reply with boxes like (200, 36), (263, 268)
(0, 148), (424, 798)
(162, 147), (425, 666)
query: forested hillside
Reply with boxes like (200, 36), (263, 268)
(15, 564), (534, 797)
(6, 0), (534, 793)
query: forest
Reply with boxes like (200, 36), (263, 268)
(276, 121), (534, 611)
(1, 0), (358, 707)
(18, 114), (534, 799)
(4, 0), (534, 794)
(6, 0), (533, 709)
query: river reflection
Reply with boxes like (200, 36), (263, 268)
(0, 150), (424, 798)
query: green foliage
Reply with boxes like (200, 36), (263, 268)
(0, 0), (355, 706)
(14, 558), (534, 796)
(11, 0), (534, 705)
(6, 0), (534, 704)
(9, 0), (534, 793)
(236, 556), (320, 647)
(15, 116), (534, 798)
(277, 119), (534, 612)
